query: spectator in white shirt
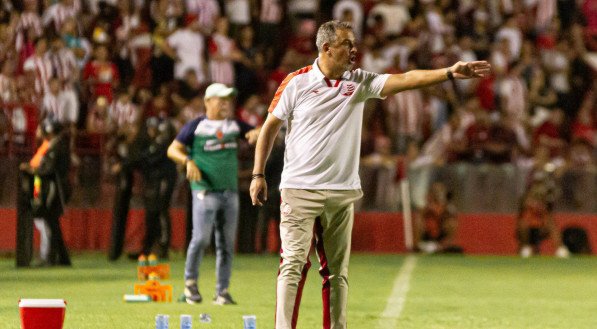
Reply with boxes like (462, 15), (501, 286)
(333, 0), (364, 41)
(367, 0), (410, 39)
(163, 17), (206, 85)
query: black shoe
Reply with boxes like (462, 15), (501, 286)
(127, 253), (141, 261)
(213, 289), (236, 305)
(184, 280), (202, 304)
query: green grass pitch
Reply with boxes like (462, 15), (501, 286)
(1, 253), (596, 328)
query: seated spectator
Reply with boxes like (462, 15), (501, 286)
(516, 182), (570, 258)
(414, 182), (460, 254)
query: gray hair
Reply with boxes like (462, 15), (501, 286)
(315, 20), (353, 53)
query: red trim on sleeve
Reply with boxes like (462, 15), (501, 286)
(267, 65), (312, 113)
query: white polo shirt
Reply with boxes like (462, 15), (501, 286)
(269, 59), (390, 190)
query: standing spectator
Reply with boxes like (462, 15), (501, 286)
(208, 17), (238, 86)
(367, 0), (410, 39)
(46, 35), (79, 88)
(360, 41), (391, 73)
(250, 21), (489, 329)
(17, 118), (72, 267)
(137, 117), (177, 259)
(164, 16), (206, 86)
(106, 89), (142, 261)
(45, 36), (79, 151)
(60, 18), (92, 69)
(112, 0), (137, 87)
(225, 0), (251, 37)
(42, 0), (80, 35)
(234, 25), (264, 104)
(333, 0), (364, 41)
(185, 0), (221, 34)
(167, 83), (259, 305)
(14, 0), (42, 54)
(23, 36), (52, 99)
(496, 14), (523, 60)
(384, 57), (426, 154)
(83, 44), (120, 103)
(258, 0), (284, 64)
(498, 63), (528, 123)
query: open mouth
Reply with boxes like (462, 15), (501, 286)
(349, 55), (356, 63)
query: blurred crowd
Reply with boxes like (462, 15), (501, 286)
(0, 0), (595, 212)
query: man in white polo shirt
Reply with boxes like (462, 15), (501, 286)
(250, 20), (490, 329)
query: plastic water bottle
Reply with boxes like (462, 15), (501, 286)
(242, 315), (257, 329)
(180, 314), (192, 329)
(155, 314), (169, 329)
(138, 254), (148, 266)
(148, 253), (158, 266)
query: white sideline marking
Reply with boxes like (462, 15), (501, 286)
(377, 255), (417, 329)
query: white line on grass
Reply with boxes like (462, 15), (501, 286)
(377, 255), (418, 329)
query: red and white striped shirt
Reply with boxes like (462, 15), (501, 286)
(41, 92), (62, 121)
(260, 0), (283, 24)
(109, 100), (139, 129)
(208, 33), (235, 85)
(15, 12), (43, 52)
(42, 2), (79, 32)
(385, 89), (425, 137)
(45, 48), (78, 85)
(23, 55), (53, 96)
(525, 0), (556, 31)
(17, 12), (43, 36)
(499, 76), (528, 122)
(185, 0), (220, 31)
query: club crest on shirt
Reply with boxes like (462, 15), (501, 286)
(341, 83), (355, 96)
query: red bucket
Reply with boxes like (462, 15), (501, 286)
(19, 299), (66, 329)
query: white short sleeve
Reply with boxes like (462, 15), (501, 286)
(268, 74), (298, 120)
(353, 69), (390, 100)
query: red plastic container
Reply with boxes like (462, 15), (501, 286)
(19, 299), (66, 329)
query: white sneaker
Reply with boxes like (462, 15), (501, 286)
(520, 245), (532, 258)
(418, 241), (439, 254)
(555, 246), (570, 258)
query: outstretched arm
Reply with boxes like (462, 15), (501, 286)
(250, 113), (284, 206)
(380, 61), (491, 97)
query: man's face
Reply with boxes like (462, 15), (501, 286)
(205, 96), (233, 119)
(328, 28), (357, 71)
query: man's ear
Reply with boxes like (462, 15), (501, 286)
(322, 43), (331, 56)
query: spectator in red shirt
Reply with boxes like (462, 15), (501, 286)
(83, 44), (120, 103)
